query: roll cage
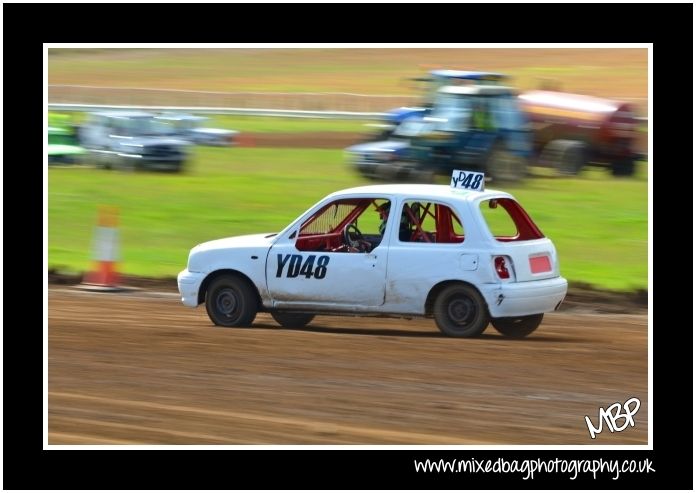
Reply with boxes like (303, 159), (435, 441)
(294, 197), (465, 252)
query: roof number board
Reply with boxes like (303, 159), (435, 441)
(451, 170), (485, 192)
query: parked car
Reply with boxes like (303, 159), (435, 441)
(48, 125), (85, 164)
(178, 172), (567, 338)
(156, 113), (238, 146)
(79, 111), (190, 172)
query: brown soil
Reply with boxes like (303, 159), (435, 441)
(49, 48), (648, 100)
(48, 286), (648, 445)
(237, 131), (365, 149)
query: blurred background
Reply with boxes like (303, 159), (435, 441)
(47, 47), (648, 292)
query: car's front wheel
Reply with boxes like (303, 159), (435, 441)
(271, 312), (315, 328)
(205, 275), (257, 327)
(491, 314), (543, 338)
(433, 284), (489, 337)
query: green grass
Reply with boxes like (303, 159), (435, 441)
(52, 112), (367, 133)
(48, 146), (648, 292)
(202, 115), (366, 133)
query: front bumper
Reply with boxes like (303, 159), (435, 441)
(177, 269), (206, 307)
(479, 276), (568, 318)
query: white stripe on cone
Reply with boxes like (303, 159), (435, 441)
(91, 226), (120, 262)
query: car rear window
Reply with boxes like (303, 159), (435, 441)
(479, 198), (544, 241)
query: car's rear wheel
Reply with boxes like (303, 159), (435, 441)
(271, 312), (315, 328)
(433, 284), (489, 337)
(205, 275), (257, 327)
(491, 314), (543, 338)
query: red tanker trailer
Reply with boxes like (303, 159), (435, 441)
(519, 90), (640, 176)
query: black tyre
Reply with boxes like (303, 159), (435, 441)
(90, 150), (110, 169)
(205, 275), (257, 327)
(374, 162), (400, 182)
(433, 284), (489, 338)
(491, 314), (544, 338)
(408, 167), (436, 183)
(485, 143), (528, 183)
(610, 158), (636, 177)
(271, 312), (315, 328)
(539, 139), (587, 176)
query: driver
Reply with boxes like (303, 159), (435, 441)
(377, 201), (413, 241)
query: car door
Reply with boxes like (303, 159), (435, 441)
(384, 200), (477, 313)
(266, 197), (392, 310)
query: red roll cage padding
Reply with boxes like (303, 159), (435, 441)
(491, 198), (545, 241)
(403, 202), (433, 242)
(296, 199), (377, 252)
(402, 202), (464, 243)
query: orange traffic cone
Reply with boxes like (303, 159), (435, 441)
(81, 206), (126, 291)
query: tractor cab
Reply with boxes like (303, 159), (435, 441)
(387, 70), (510, 126)
(347, 84), (532, 182)
(411, 85), (530, 159)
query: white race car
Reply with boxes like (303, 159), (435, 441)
(178, 171), (567, 338)
(156, 113), (238, 146)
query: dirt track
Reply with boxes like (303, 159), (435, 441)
(48, 287), (648, 445)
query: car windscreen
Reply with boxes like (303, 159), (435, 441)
(118, 117), (177, 137)
(429, 93), (472, 131)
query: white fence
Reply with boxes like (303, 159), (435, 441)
(48, 85), (418, 113)
(48, 85), (647, 121)
(47, 103), (387, 120)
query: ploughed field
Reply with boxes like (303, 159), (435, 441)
(48, 286), (648, 445)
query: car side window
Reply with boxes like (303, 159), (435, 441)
(295, 198), (391, 253)
(399, 201), (464, 244)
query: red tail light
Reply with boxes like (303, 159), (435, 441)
(494, 256), (510, 279)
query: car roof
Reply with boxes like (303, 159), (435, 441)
(325, 184), (512, 203)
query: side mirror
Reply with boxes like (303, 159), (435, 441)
(489, 199), (498, 209)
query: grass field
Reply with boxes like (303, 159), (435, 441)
(48, 145), (648, 292)
(60, 112), (368, 133)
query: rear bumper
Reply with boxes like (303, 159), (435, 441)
(480, 276), (568, 318)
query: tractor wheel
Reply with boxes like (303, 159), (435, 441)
(539, 139), (587, 176)
(611, 157), (636, 177)
(485, 144), (528, 183)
